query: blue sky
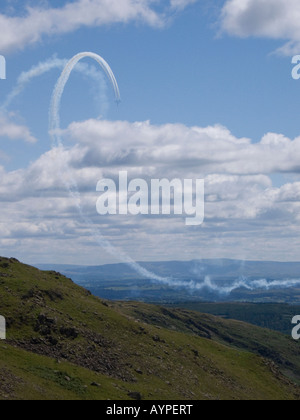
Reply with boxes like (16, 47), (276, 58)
(1, 0), (300, 266)
(2, 2), (299, 143)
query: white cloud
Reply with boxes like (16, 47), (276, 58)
(170, 0), (198, 11)
(0, 0), (196, 53)
(221, 0), (300, 55)
(1, 118), (300, 263)
(0, 113), (37, 144)
(65, 119), (300, 175)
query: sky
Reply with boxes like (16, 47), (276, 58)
(1, 0), (300, 265)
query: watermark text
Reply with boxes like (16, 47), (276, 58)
(0, 55), (6, 80)
(292, 316), (300, 340)
(0, 316), (6, 340)
(96, 171), (205, 226)
(106, 404), (193, 417)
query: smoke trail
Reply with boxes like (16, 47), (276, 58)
(2, 58), (67, 110)
(3, 52), (299, 295)
(48, 52), (300, 292)
(49, 52), (169, 284)
(2, 56), (109, 115)
(50, 52), (120, 147)
(165, 275), (300, 296)
(1, 53), (166, 283)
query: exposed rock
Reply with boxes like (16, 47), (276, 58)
(59, 326), (79, 339)
(128, 391), (142, 401)
(91, 382), (101, 387)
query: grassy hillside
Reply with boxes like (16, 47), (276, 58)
(0, 257), (299, 400)
(116, 302), (300, 383)
(166, 302), (300, 335)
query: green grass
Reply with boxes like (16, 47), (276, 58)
(0, 341), (130, 400)
(115, 302), (300, 382)
(166, 302), (300, 335)
(0, 257), (299, 400)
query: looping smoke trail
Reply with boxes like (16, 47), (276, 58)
(50, 52), (120, 147)
(48, 52), (300, 292)
(49, 52), (170, 284)
(2, 52), (299, 294)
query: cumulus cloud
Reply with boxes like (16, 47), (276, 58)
(0, 0), (196, 53)
(65, 119), (300, 175)
(221, 0), (300, 55)
(1, 118), (300, 263)
(0, 113), (37, 144)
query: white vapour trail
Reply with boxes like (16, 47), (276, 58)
(2, 56), (109, 113)
(3, 53), (299, 294)
(2, 58), (67, 110)
(48, 52), (300, 292)
(50, 52), (120, 147)
(49, 52), (169, 284)
(162, 276), (300, 296)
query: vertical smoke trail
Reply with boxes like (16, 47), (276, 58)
(49, 52), (170, 283)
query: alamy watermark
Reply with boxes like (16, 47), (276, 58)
(292, 316), (300, 340)
(0, 55), (6, 80)
(0, 316), (6, 340)
(290, 62), (300, 340)
(96, 171), (205, 226)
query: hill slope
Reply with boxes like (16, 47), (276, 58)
(166, 302), (300, 335)
(115, 302), (300, 383)
(0, 257), (299, 400)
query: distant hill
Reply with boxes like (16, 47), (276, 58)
(0, 257), (300, 400)
(166, 302), (300, 336)
(37, 259), (300, 281)
(37, 259), (300, 304)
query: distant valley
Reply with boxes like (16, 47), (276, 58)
(37, 259), (300, 304)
